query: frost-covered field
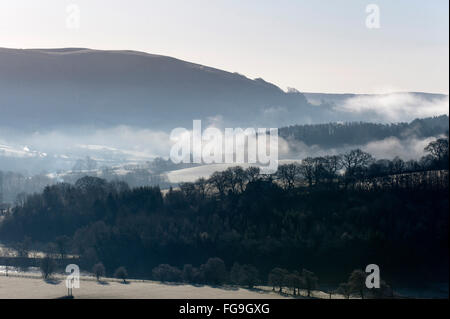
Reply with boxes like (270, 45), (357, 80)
(0, 274), (292, 299)
(167, 160), (300, 183)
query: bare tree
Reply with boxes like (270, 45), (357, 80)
(179, 182), (197, 201)
(40, 255), (55, 280)
(230, 263), (259, 289)
(302, 269), (318, 297)
(231, 166), (248, 193)
(268, 268), (289, 293)
(93, 262), (105, 281)
(277, 164), (301, 190)
(342, 149), (373, 186)
(202, 257), (227, 285)
(209, 171), (227, 197)
(425, 137), (449, 166)
(114, 266), (128, 283)
(284, 272), (303, 296)
(322, 155), (343, 184)
(337, 282), (352, 299)
(312, 157), (328, 185)
(195, 177), (208, 199)
(389, 156), (405, 174)
(299, 157), (316, 187)
(348, 269), (367, 299)
(342, 149), (374, 172)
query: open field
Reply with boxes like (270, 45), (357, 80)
(0, 274), (294, 299)
(166, 160), (301, 183)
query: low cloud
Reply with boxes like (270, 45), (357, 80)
(283, 136), (440, 162)
(337, 93), (449, 123)
(361, 136), (440, 161)
(0, 126), (172, 170)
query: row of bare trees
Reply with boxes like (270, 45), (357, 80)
(337, 270), (393, 299)
(268, 267), (394, 299)
(178, 137), (448, 197)
(268, 267), (318, 297)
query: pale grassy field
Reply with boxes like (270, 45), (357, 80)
(0, 274), (294, 299)
(167, 160), (301, 183)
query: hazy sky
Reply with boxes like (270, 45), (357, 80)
(1, 0), (448, 94)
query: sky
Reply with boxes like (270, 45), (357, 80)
(0, 0), (448, 94)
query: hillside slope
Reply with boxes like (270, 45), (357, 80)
(0, 48), (315, 130)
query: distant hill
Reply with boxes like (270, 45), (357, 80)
(0, 48), (316, 130)
(1, 48), (447, 132)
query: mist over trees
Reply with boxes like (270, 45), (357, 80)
(0, 158), (177, 207)
(0, 137), (448, 288)
(0, 171), (53, 205)
(279, 115), (448, 148)
(1, 116), (447, 208)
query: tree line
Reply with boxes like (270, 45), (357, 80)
(279, 115), (448, 148)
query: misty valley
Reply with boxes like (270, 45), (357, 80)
(0, 46), (448, 301)
(0, 116), (448, 299)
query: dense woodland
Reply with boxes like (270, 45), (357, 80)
(0, 136), (448, 294)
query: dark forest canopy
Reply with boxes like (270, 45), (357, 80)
(0, 138), (448, 286)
